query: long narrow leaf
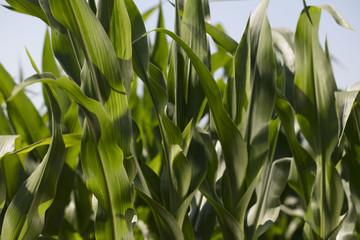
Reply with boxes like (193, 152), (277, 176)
(11, 76), (134, 239)
(2, 85), (65, 240)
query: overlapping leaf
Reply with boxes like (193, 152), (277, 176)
(2, 85), (65, 240)
(11, 76), (134, 239)
(294, 7), (345, 238)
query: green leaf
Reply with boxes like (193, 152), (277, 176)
(12, 133), (81, 156)
(0, 166), (6, 215)
(136, 190), (185, 240)
(246, 158), (291, 239)
(294, 8), (345, 237)
(294, 6), (338, 159)
(181, 0), (209, 122)
(304, 159), (345, 239)
(126, 1), (195, 229)
(0, 64), (50, 158)
(150, 4), (168, 74)
(0, 105), (13, 135)
(42, 29), (71, 123)
(211, 52), (232, 75)
(172, 0), (187, 130)
(42, 29), (61, 77)
(142, 27), (247, 212)
(97, 0), (134, 95)
(5, 0), (48, 24)
(2, 85), (66, 240)
(11, 76), (134, 239)
(226, 19), (251, 130)
(50, 0), (133, 157)
(337, 180), (358, 239)
(335, 91), (359, 142)
(25, 48), (40, 74)
(199, 181), (243, 240)
(1, 153), (27, 202)
(205, 23), (237, 55)
(243, 0), (276, 183)
(343, 95), (360, 236)
(275, 93), (315, 205)
(50, 28), (82, 85)
(0, 135), (24, 209)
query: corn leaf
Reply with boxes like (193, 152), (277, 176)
(143, 27), (247, 214)
(275, 93), (315, 205)
(49, 0), (133, 157)
(205, 23), (237, 55)
(0, 135), (19, 158)
(343, 96), (360, 235)
(294, 7), (347, 238)
(42, 30), (61, 78)
(11, 76), (134, 239)
(150, 4), (168, 75)
(0, 106), (13, 135)
(12, 133), (81, 155)
(245, 0), (276, 183)
(97, 0), (133, 95)
(50, 28), (82, 85)
(318, 5), (354, 31)
(0, 135), (26, 205)
(2, 85), (65, 240)
(136, 191), (184, 240)
(0, 64), (50, 158)
(226, 19), (250, 130)
(5, 0), (48, 24)
(335, 91), (359, 141)
(126, 0), (195, 229)
(246, 158), (291, 239)
(181, 0), (209, 123)
(294, 6), (338, 160)
(272, 28), (295, 73)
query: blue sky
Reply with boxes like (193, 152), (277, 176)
(0, 0), (359, 106)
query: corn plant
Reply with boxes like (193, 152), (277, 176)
(0, 0), (359, 239)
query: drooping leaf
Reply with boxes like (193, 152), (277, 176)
(5, 0), (48, 24)
(335, 91), (359, 142)
(318, 4), (354, 31)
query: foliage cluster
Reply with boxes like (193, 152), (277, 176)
(0, 0), (359, 239)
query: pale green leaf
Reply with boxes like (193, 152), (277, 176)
(318, 4), (354, 31)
